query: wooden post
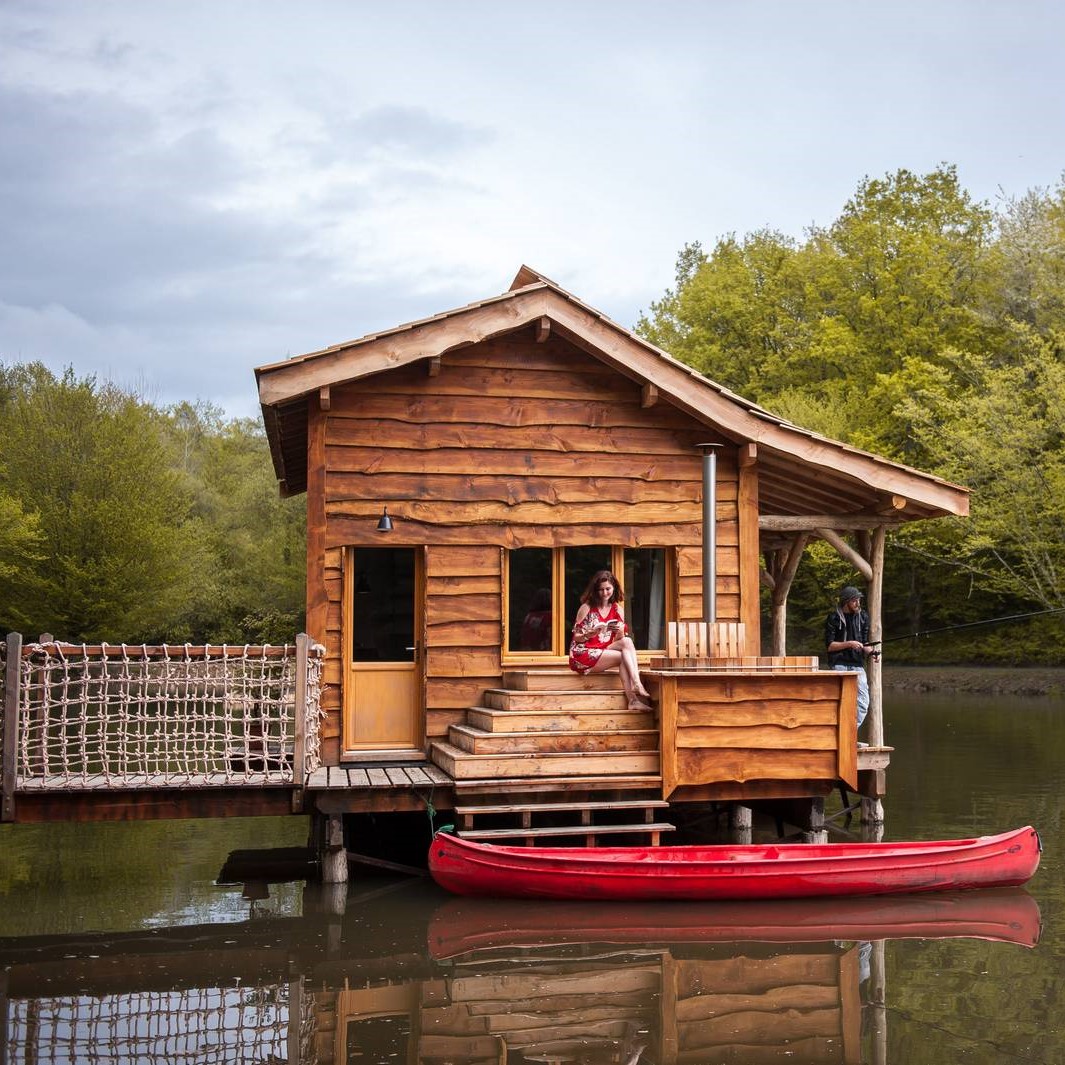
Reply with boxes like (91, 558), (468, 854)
(729, 803), (752, 844)
(802, 796), (828, 844)
(867, 527), (886, 748)
(0, 967), (8, 1065)
(2, 633), (21, 823)
(321, 813), (348, 884)
(292, 633), (309, 813)
(869, 939), (888, 1065)
(769, 533), (808, 655)
(861, 796), (885, 826)
(287, 970), (303, 1065)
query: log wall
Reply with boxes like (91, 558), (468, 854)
(655, 670), (859, 800)
(305, 331), (748, 764)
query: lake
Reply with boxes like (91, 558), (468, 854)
(1, 689), (1062, 1064)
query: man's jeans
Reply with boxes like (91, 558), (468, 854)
(832, 664), (869, 729)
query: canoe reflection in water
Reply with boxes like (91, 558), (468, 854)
(427, 887), (1043, 959)
(1, 885), (1040, 1065)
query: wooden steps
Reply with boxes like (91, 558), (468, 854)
(454, 797), (674, 845)
(502, 669), (620, 691)
(455, 821), (675, 844)
(430, 670), (661, 783)
(483, 688), (632, 711)
(432, 742), (659, 780)
(467, 706), (651, 732)
(452, 774), (663, 794)
(448, 724), (659, 755)
(429, 669), (671, 843)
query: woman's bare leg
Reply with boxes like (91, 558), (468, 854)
(609, 637), (651, 698)
(589, 644), (650, 706)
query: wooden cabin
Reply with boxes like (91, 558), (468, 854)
(256, 266), (968, 836)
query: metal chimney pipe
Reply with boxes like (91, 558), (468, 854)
(695, 444), (721, 623)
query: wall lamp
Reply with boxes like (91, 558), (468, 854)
(376, 507), (394, 532)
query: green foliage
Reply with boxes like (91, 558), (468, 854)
(643, 165), (1065, 663)
(0, 365), (304, 643)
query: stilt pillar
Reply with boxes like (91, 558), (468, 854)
(861, 796), (885, 826)
(313, 812), (348, 884)
(869, 939), (888, 1065)
(802, 796), (828, 844)
(729, 803), (753, 844)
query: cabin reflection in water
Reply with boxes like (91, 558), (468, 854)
(0, 887), (1040, 1065)
(408, 942), (860, 1065)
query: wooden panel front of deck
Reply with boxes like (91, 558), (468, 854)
(308, 330), (749, 766)
(656, 670), (858, 799)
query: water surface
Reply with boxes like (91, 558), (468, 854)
(1, 690), (1062, 1064)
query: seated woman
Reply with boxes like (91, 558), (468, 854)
(568, 569), (653, 710)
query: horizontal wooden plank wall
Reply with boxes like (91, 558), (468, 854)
(658, 671), (858, 799)
(308, 330), (742, 765)
(425, 544), (502, 740)
(668, 949), (857, 1063)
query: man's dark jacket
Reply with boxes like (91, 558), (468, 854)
(825, 607), (870, 669)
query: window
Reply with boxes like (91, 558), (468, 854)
(506, 546), (668, 656)
(624, 547), (667, 651)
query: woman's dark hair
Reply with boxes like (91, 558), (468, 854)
(580, 569), (625, 606)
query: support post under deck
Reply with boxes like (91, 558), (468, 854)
(319, 812), (348, 884)
(2, 633), (21, 823)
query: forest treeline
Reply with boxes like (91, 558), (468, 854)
(640, 164), (1065, 663)
(3, 164), (1064, 661)
(0, 367), (305, 644)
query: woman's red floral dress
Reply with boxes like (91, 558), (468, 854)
(569, 603), (626, 674)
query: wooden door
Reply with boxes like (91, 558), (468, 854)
(344, 546), (423, 754)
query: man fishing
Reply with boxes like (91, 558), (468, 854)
(825, 585), (878, 740)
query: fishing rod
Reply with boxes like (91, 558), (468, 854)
(874, 606), (1065, 645)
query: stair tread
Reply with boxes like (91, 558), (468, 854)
(457, 822), (676, 841)
(450, 724), (657, 738)
(432, 741), (656, 761)
(454, 798), (670, 814)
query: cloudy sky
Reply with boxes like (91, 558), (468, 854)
(2, 1), (1063, 418)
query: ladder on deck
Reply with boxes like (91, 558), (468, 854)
(453, 796), (674, 847)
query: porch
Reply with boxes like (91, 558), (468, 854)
(2, 632), (889, 859)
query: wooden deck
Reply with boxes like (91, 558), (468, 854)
(3, 638), (890, 830)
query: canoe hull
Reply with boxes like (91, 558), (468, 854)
(428, 888), (1042, 958)
(428, 826), (1040, 901)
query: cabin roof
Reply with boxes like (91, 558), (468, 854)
(254, 265), (969, 524)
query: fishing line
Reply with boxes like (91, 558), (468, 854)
(878, 606), (1065, 644)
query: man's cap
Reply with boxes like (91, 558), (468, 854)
(839, 585), (864, 603)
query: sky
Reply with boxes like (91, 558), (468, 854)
(2, 0), (1063, 419)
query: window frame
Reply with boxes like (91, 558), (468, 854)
(502, 546), (672, 664)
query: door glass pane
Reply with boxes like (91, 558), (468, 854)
(564, 545), (612, 637)
(352, 548), (415, 662)
(509, 548), (554, 652)
(624, 547), (666, 650)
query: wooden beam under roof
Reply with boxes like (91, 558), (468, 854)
(760, 515), (906, 531)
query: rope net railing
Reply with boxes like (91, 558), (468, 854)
(5, 638), (324, 791)
(6, 983), (318, 1065)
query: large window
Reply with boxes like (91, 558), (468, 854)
(506, 546), (668, 656)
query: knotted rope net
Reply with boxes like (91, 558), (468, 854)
(7, 640), (324, 790)
(7, 983), (318, 1065)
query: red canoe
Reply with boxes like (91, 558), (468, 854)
(428, 826), (1041, 901)
(427, 888), (1042, 958)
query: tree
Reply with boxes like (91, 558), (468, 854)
(640, 166), (1065, 662)
(163, 406), (305, 643)
(0, 364), (210, 640)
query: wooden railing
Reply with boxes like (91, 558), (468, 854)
(1, 633), (324, 818)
